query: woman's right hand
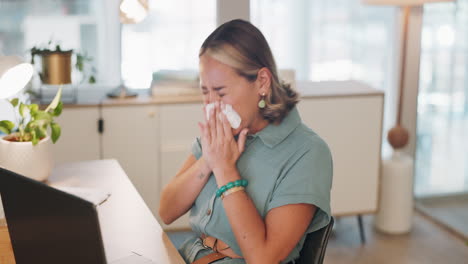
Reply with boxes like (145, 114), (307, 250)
(198, 102), (248, 183)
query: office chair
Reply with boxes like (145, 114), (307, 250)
(295, 217), (334, 264)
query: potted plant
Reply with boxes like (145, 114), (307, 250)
(0, 87), (63, 181)
(30, 41), (96, 85)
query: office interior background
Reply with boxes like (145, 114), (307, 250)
(0, 0), (467, 263)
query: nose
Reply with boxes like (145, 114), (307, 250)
(206, 90), (221, 104)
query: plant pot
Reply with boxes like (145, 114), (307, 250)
(0, 136), (53, 182)
(38, 51), (73, 85)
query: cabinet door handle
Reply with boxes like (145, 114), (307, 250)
(98, 118), (104, 133)
(148, 111), (156, 118)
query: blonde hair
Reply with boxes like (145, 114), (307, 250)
(199, 19), (299, 124)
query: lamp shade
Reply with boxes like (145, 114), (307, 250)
(362, 0), (454, 6)
(119, 0), (149, 24)
(0, 56), (33, 99)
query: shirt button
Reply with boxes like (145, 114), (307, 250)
(206, 209), (212, 216)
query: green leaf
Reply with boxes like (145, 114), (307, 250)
(45, 87), (62, 112)
(35, 126), (47, 139)
(53, 101), (63, 116)
(10, 98), (19, 107)
(31, 130), (38, 145)
(33, 111), (53, 122)
(24, 121), (34, 132)
(19, 103), (29, 118)
(89, 75), (96, 84)
(0, 120), (15, 135)
(0, 126), (9, 135)
(23, 132), (32, 142)
(50, 122), (61, 143)
(29, 104), (39, 114)
(76, 54), (84, 71)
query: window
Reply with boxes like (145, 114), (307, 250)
(251, 0), (397, 150)
(121, 0), (216, 89)
(0, 0), (117, 86)
(415, 0), (468, 197)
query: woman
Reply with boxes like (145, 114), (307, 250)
(159, 19), (332, 264)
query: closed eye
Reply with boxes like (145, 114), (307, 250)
(200, 86), (226, 96)
(213, 86), (225, 92)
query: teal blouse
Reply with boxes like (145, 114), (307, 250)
(179, 107), (333, 264)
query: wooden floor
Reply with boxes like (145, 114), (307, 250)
(415, 193), (468, 241)
(326, 213), (468, 264)
(166, 212), (468, 264)
(2, 212), (468, 264)
(0, 224), (14, 264)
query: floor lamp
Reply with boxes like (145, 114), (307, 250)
(362, 0), (454, 234)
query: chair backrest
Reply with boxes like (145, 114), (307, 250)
(295, 217), (334, 264)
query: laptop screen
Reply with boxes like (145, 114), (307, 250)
(0, 167), (107, 264)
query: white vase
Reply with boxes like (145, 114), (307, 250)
(375, 150), (414, 234)
(0, 136), (54, 182)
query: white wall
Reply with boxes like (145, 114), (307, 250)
(217, 0), (250, 25)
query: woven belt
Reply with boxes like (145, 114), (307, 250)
(192, 252), (227, 264)
(192, 234), (243, 263)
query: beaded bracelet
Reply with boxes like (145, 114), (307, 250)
(221, 186), (245, 199)
(216, 179), (248, 198)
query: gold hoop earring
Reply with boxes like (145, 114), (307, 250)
(258, 93), (266, 109)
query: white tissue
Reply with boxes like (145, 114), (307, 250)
(205, 103), (241, 129)
(223, 104), (242, 129)
(205, 103), (215, 120)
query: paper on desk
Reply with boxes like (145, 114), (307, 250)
(111, 253), (157, 264)
(53, 186), (111, 206)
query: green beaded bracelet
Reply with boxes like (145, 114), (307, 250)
(241, 179), (248, 187)
(216, 179), (248, 198)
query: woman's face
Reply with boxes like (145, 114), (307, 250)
(199, 54), (267, 135)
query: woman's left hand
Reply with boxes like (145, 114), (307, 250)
(198, 102), (248, 184)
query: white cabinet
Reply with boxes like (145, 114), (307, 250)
(101, 105), (160, 216)
(53, 105), (162, 219)
(52, 107), (101, 165)
(297, 89), (384, 216)
(52, 81), (384, 230)
(158, 103), (203, 230)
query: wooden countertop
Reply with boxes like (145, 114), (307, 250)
(0, 225), (14, 264)
(35, 80), (384, 109)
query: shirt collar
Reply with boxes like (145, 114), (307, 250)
(252, 107), (302, 148)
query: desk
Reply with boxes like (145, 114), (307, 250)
(0, 159), (185, 264)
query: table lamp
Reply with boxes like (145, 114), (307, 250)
(0, 56), (33, 222)
(0, 55), (34, 99)
(362, 0), (454, 150)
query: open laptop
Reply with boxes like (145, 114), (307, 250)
(0, 167), (156, 264)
